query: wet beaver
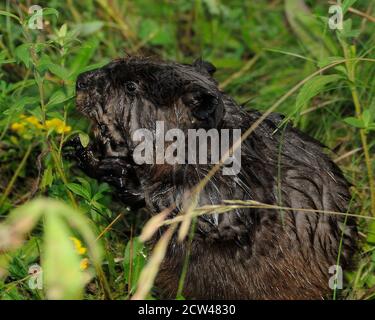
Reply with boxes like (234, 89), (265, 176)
(71, 57), (357, 299)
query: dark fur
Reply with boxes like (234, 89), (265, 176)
(71, 57), (357, 299)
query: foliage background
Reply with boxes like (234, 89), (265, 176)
(0, 0), (374, 299)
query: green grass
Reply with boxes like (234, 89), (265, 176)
(0, 0), (374, 300)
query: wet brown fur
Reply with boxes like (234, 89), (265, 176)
(70, 57), (357, 300)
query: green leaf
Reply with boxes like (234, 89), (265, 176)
(47, 90), (73, 106)
(365, 274), (375, 288)
(47, 90), (65, 106)
(15, 44), (32, 68)
(58, 24), (68, 38)
(41, 167), (54, 190)
(362, 110), (371, 128)
(343, 117), (365, 128)
(76, 177), (92, 197)
(42, 8), (59, 18)
(295, 75), (342, 112)
(333, 65), (347, 76)
(3, 96), (39, 115)
(339, 18), (357, 38)
(0, 50), (14, 65)
(91, 193), (104, 202)
(36, 53), (53, 73)
(7, 238), (41, 280)
(317, 56), (345, 68)
(66, 183), (91, 200)
(79, 133), (90, 148)
(70, 38), (100, 76)
(371, 251), (375, 263)
(123, 237), (146, 292)
(90, 201), (106, 212)
(77, 60), (110, 74)
(0, 255), (11, 280)
(342, 0), (357, 14)
(368, 221), (375, 244)
(342, 29), (361, 39)
(0, 10), (21, 22)
(74, 21), (104, 36)
(47, 63), (70, 80)
(97, 183), (110, 195)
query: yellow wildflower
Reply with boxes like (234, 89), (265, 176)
(25, 116), (43, 129)
(46, 118), (71, 134)
(80, 258), (89, 270)
(10, 122), (26, 133)
(10, 115), (71, 139)
(57, 124), (71, 134)
(45, 118), (60, 128)
(70, 237), (87, 255)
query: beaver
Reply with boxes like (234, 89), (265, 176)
(70, 57), (357, 299)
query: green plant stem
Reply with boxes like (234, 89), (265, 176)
(29, 42), (77, 208)
(95, 263), (113, 300)
(49, 145), (78, 208)
(350, 85), (375, 216)
(35, 75), (77, 208)
(5, 0), (15, 55)
(58, 108), (69, 157)
(0, 144), (33, 208)
(343, 44), (375, 216)
(176, 217), (197, 298)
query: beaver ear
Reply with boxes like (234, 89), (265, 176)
(192, 58), (217, 76)
(182, 89), (223, 126)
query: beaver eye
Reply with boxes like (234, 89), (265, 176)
(125, 81), (137, 93)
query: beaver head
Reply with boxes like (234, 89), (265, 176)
(75, 57), (225, 161)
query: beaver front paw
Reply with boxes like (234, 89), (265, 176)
(64, 135), (101, 177)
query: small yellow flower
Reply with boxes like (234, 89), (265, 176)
(57, 124), (71, 134)
(11, 115), (71, 139)
(25, 116), (43, 129)
(10, 122), (26, 133)
(46, 118), (71, 134)
(80, 258), (89, 270)
(70, 237), (87, 255)
(45, 118), (61, 129)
